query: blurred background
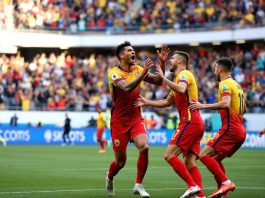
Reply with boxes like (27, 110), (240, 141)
(0, 0), (264, 147)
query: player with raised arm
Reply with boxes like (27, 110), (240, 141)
(135, 51), (205, 198)
(190, 57), (247, 198)
(106, 41), (169, 197)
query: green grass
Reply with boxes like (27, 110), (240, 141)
(0, 146), (264, 198)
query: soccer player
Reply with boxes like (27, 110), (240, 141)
(96, 108), (107, 153)
(259, 128), (265, 137)
(190, 57), (247, 198)
(135, 51), (205, 198)
(62, 113), (71, 145)
(106, 41), (169, 197)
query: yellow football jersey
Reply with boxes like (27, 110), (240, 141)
(97, 112), (105, 128)
(169, 70), (200, 122)
(108, 65), (143, 122)
(218, 77), (246, 130)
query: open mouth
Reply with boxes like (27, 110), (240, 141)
(131, 55), (136, 61)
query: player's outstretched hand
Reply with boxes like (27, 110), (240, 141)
(259, 129), (265, 137)
(142, 58), (153, 79)
(156, 63), (164, 78)
(157, 44), (170, 63)
(190, 100), (204, 111)
(134, 95), (148, 107)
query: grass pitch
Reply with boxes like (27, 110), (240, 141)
(0, 146), (264, 198)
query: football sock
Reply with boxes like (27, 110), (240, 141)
(108, 161), (123, 180)
(167, 157), (196, 187)
(188, 166), (205, 197)
(214, 161), (226, 188)
(200, 156), (228, 183)
(136, 149), (149, 183)
(100, 140), (108, 150)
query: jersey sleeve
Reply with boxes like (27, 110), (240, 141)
(177, 70), (191, 85)
(219, 82), (232, 97)
(108, 68), (123, 86)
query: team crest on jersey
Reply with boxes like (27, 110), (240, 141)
(180, 74), (187, 80)
(221, 84), (229, 91)
(135, 72), (140, 77)
(112, 73), (118, 80)
(114, 139), (120, 147)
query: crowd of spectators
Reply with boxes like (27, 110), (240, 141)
(0, 42), (264, 114)
(0, 0), (264, 32)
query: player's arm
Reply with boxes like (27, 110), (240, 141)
(155, 64), (187, 93)
(143, 45), (170, 86)
(116, 58), (153, 93)
(135, 94), (174, 108)
(190, 95), (231, 111)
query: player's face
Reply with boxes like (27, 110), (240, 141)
(214, 63), (221, 81)
(169, 54), (181, 72)
(121, 46), (136, 66)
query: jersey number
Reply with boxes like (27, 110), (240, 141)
(238, 93), (245, 115)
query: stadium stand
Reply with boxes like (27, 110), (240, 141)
(0, 42), (264, 113)
(0, 0), (264, 33)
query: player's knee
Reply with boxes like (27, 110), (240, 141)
(184, 159), (196, 169)
(116, 160), (126, 168)
(164, 153), (173, 162)
(139, 144), (149, 154)
(199, 153), (207, 159)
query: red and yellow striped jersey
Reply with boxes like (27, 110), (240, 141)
(108, 65), (143, 123)
(169, 70), (201, 123)
(218, 77), (246, 133)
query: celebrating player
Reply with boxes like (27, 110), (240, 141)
(190, 57), (247, 198)
(105, 41), (169, 197)
(135, 51), (205, 198)
(96, 108), (107, 153)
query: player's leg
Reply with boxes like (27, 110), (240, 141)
(67, 131), (71, 144)
(212, 154), (226, 188)
(106, 126), (129, 196)
(212, 154), (228, 198)
(62, 131), (66, 145)
(165, 145), (200, 198)
(133, 133), (149, 184)
(199, 146), (235, 198)
(106, 150), (127, 196)
(97, 128), (107, 152)
(132, 133), (150, 197)
(185, 153), (205, 198)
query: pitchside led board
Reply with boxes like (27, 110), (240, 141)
(0, 126), (264, 149)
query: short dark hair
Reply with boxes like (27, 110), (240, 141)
(216, 57), (233, 71)
(115, 41), (132, 60)
(173, 51), (190, 66)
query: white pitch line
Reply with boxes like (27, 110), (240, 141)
(1, 187), (265, 195)
(59, 165), (265, 171)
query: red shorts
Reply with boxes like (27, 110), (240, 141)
(111, 119), (147, 152)
(169, 121), (204, 157)
(207, 127), (246, 157)
(96, 127), (105, 138)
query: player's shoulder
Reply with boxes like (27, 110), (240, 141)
(108, 65), (120, 73)
(180, 69), (193, 76)
(220, 78), (236, 87)
(178, 69), (194, 80)
(219, 78), (235, 91)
